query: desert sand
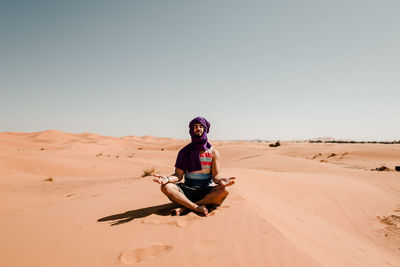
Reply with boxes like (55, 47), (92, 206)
(1, 130), (400, 267)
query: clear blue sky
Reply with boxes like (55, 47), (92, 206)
(1, 0), (399, 140)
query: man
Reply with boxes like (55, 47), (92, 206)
(153, 116), (235, 216)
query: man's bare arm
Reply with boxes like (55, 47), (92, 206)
(212, 148), (221, 184)
(211, 148), (236, 187)
(167, 168), (184, 183)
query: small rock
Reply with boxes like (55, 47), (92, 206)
(311, 153), (322, 159)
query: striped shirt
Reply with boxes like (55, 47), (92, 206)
(184, 147), (213, 188)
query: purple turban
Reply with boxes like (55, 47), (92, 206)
(175, 117), (212, 172)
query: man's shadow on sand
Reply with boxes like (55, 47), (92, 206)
(97, 203), (217, 226)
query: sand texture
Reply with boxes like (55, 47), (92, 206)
(1, 130), (400, 266)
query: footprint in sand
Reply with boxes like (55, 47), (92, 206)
(119, 244), (173, 264)
(140, 214), (188, 227)
(140, 210), (217, 227)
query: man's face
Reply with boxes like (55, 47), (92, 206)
(193, 123), (204, 137)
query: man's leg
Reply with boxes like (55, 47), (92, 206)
(174, 185), (229, 215)
(196, 185), (229, 206)
(161, 183), (208, 216)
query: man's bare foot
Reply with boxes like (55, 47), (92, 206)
(172, 207), (187, 216)
(195, 205), (208, 217)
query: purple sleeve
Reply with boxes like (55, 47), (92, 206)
(174, 149), (186, 171)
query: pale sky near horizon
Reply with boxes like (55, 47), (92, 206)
(1, 0), (399, 141)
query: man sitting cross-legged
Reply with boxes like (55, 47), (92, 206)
(153, 116), (235, 216)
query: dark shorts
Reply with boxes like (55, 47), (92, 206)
(176, 183), (216, 203)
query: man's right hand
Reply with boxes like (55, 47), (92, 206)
(152, 174), (169, 185)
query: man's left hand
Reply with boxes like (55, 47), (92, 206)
(217, 177), (236, 187)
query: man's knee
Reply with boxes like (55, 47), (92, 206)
(161, 183), (176, 195)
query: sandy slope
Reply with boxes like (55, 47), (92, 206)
(0, 131), (399, 266)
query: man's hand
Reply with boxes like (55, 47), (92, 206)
(152, 174), (169, 185)
(217, 177), (236, 187)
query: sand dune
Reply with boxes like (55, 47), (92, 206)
(0, 131), (399, 266)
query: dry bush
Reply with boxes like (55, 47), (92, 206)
(142, 168), (156, 177)
(371, 166), (391, 171)
(269, 141), (281, 147)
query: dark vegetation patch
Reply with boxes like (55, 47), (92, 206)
(371, 166), (392, 171)
(269, 141), (280, 148)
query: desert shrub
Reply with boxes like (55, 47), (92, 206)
(269, 141), (281, 147)
(142, 168), (156, 177)
(371, 166), (391, 171)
